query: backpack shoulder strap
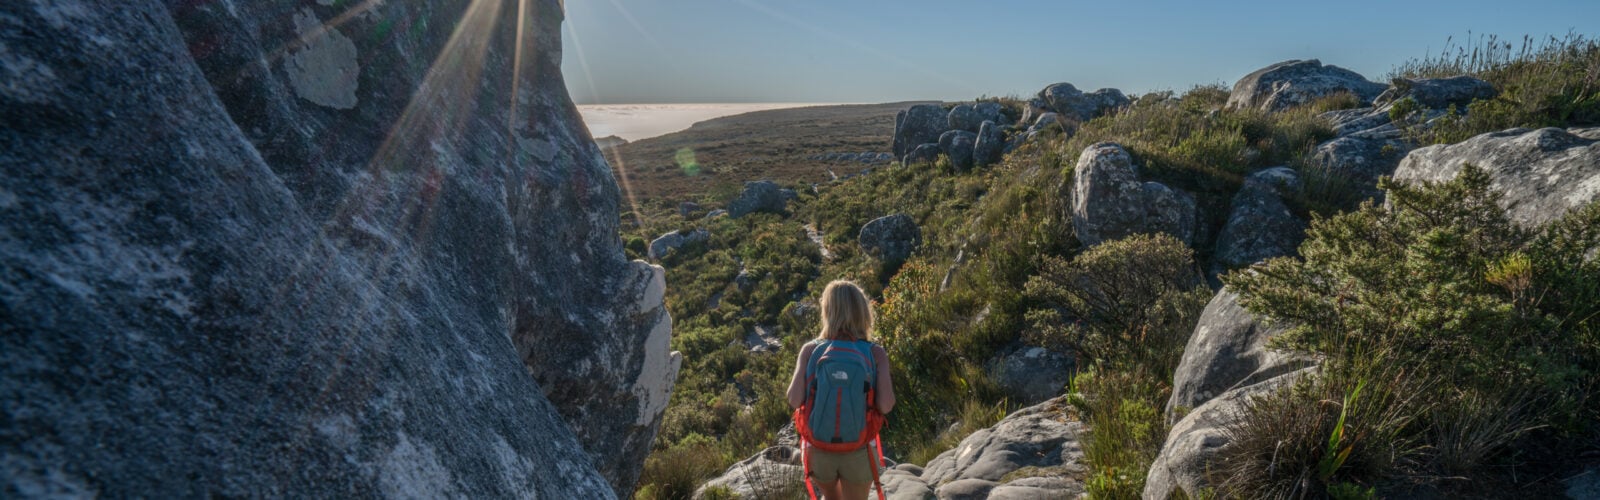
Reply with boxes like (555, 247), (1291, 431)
(804, 339), (830, 382)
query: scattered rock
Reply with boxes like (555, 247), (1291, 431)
(728, 180), (789, 218)
(987, 344), (1075, 405)
(895, 104), (952, 157)
(735, 267), (757, 293)
(975, 102), (1008, 125)
(1320, 107), (1392, 136)
(859, 214), (922, 262)
(905, 143), (942, 165)
(1212, 167), (1308, 272)
(1374, 75), (1497, 110)
(937, 479), (1000, 500)
(678, 201), (702, 218)
(1019, 98), (1051, 127)
(1393, 127), (1600, 227)
(974, 120), (1005, 167)
(1226, 59), (1386, 112)
(1070, 143), (1198, 247)
(744, 325), (782, 353)
(940, 130), (980, 171)
(1026, 112), (1063, 135)
(706, 209), (729, 219)
(648, 228), (710, 260)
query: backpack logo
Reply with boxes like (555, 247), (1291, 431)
(831, 371), (849, 381)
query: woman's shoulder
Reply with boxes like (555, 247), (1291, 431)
(869, 343), (888, 358)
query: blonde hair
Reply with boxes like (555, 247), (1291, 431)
(818, 280), (874, 341)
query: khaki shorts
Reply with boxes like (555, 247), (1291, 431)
(805, 446), (873, 484)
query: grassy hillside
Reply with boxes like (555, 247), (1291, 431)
(628, 35), (1600, 500)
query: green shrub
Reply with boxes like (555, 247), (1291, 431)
(1025, 233), (1208, 370)
(1391, 33), (1600, 144)
(1224, 166), (1600, 491)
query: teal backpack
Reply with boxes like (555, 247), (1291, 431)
(794, 338), (887, 500)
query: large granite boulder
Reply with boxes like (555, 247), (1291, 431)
(947, 103), (1002, 133)
(859, 214), (923, 262)
(1394, 127), (1600, 227)
(1226, 59), (1386, 112)
(1373, 75), (1497, 110)
(1144, 366), (1313, 500)
(1144, 288), (1316, 499)
(1212, 167), (1308, 272)
(920, 396), (1087, 488)
(693, 446), (803, 499)
(0, 0), (677, 496)
(974, 121), (1005, 167)
(1070, 143), (1198, 247)
(905, 143), (942, 165)
(1165, 289), (1314, 418)
(648, 228), (710, 260)
(895, 104), (952, 157)
(1311, 125), (1411, 185)
(728, 180), (789, 218)
(1038, 83), (1129, 121)
(831, 396), (1090, 499)
(940, 130), (979, 171)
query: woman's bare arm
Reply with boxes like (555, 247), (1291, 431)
(873, 345), (895, 414)
(786, 342), (815, 409)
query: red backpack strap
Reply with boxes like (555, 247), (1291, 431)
(869, 438), (887, 500)
(801, 441), (817, 500)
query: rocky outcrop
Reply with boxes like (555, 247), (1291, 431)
(895, 104), (952, 157)
(693, 446), (802, 499)
(1038, 83), (1129, 121)
(1311, 125), (1411, 186)
(1393, 127), (1600, 227)
(1373, 75), (1497, 110)
(974, 121), (1005, 167)
(987, 345), (1075, 406)
(859, 214), (923, 262)
(648, 228), (710, 260)
(1070, 143), (1198, 247)
(728, 180), (789, 218)
(940, 130), (980, 171)
(1, 0), (675, 497)
(871, 396), (1087, 499)
(1226, 59), (1386, 112)
(1212, 167), (1307, 272)
(1145, 288), (1316, 499)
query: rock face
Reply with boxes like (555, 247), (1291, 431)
(895, 104), (952, 157)
(1226, 59), (1386, 112)
(1070, 143), (1198, 247)
(0, 0), (677, 497)
(870, 396), (1087, 499)
(648, 228), (710, 260)
(1374, 75), (1497, 109)
(940, 130), (980, 171)
(987, 345), (1075, 405)
(728, 180), (789, 218)
(859, 214), (923, 262)
(1144, 288), (1316, 499)
(1394, 127), (1600, 227)
(1212, 167), (1307, 272)
(1312, 125), (1410, 185)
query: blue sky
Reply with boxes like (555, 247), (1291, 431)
(560, 0), (1600, 104)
